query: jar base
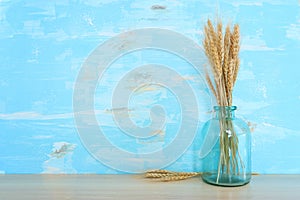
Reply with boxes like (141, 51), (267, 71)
(202, 173), (251, 187)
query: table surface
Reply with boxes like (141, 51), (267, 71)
(0, 174), (299, 200)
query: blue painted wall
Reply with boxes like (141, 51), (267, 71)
(0, 0), (300, 174)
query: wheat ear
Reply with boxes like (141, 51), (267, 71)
(206, 19), (222, 78)
(145, 170), (201, 182)
(230, 24), (240, 90)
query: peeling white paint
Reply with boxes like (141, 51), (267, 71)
(43, 142), (77, 174)
(238, 69), (255, 80)
(241, 35), (284, 51)
(253, 122), (300, 145)
(286, 20), (300, 41)
(0, 111), (74, 120)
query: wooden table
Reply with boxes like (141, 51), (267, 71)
(0, 175), (299, 199)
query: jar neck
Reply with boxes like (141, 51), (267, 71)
(213, 106), (237, 119)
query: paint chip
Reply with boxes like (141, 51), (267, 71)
(247, 121), (257, 133)
(50, 142), (76, 159)
(151, 5), (166, 10)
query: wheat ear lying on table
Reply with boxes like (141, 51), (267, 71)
(145, 170), (201, 182)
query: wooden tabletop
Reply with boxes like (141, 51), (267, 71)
(0, 174), (299, 199)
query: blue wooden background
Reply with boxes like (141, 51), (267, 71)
(0, 0), (300, 174)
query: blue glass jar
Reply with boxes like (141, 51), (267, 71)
(200, 106), (251, 186)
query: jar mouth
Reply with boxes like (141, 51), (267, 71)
(213, 106), (237, 111)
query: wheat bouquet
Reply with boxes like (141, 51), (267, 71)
(202, 19), (245, 183)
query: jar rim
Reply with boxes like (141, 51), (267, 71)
(213, 106), (237, 111)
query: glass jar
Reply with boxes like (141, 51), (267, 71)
(200, 106), (251, 186)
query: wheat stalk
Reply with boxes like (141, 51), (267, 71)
(145, 170), (201, 181)
(229, 24), (240, 101)
(205, 74), (218, 102)
(217, 22), (223, 65)
(144, 169), (258, 182)
(204, 19), (222, 79)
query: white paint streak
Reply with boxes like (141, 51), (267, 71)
(253, 122), (300, 145)
(0, 111), (74, 120)
(238, 69), (255, 80)
(257, 83), (268, 98)
(286, 20), (300, 41)
(241, 28), (284, 51)
(241, 35), (284, 51)
(231, 1), (263, 7)
(83, 14), (95, 26)
(227, 0), (295, 6)
(55, 49), (73, 61)
(32, 135), (54, 139)
(233, 98), (270, 115)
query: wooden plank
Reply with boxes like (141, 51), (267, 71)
(0, 175), (299, 199)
